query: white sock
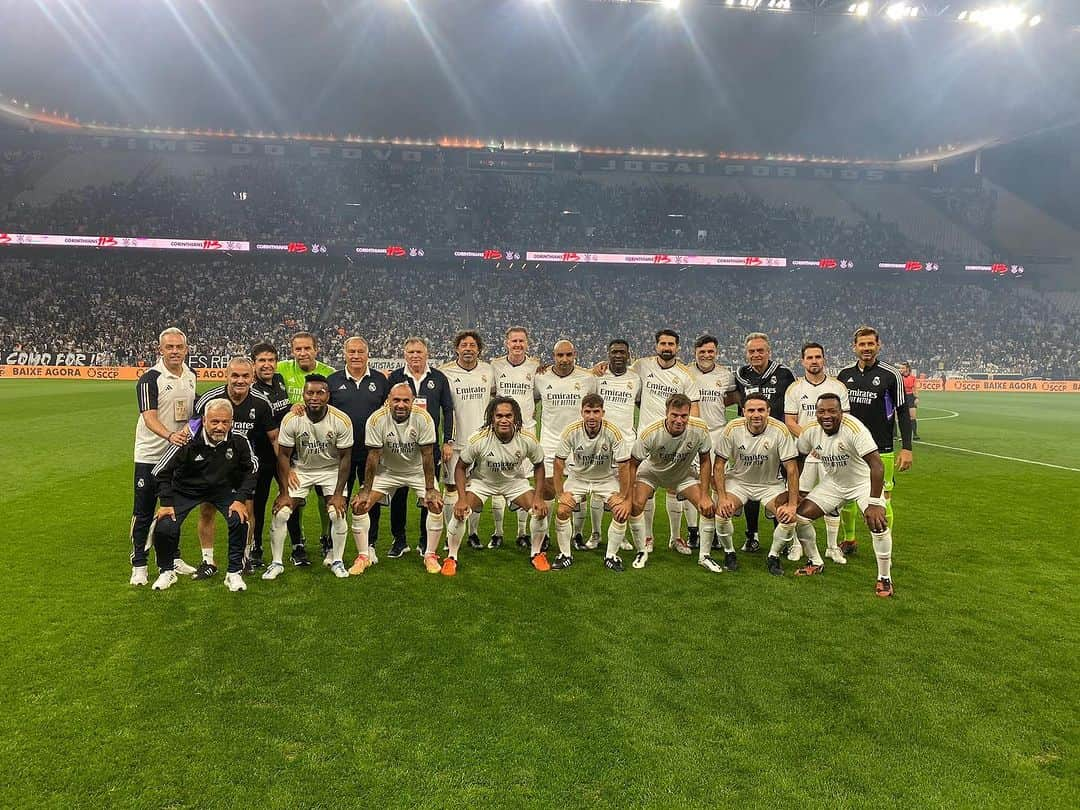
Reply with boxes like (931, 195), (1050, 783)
(872, 529), (893, 579)
(351, 512), (371, 557)
(770, 521), (795, 557)
(201, 547), (214, 565)
(685, 502), (699, 530)
(629, 514), (647, 552)
(797, 521), (823, 565)
(606, 520), (627, 558)
(270, 507), (290, 564)
(643, 497), (656, 540)
(556, 517), (573, 557)
(571, 508), (585, 539)
(666, 497), (683, 542)
(717, 518), (735, 553)
(530, 515), (547, 556)
(442, 492), (458, 549)
(824, 514), (841, 550)
(446, 511), (468, 559)
(698, 517), (715, 561)
(492, 495), (505, 537)
(330, 512), (347, 563)
(425, 511), (443, 555)
(590, 495), (604, 537)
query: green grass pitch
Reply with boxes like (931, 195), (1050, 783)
(1, 382), (1076, 808)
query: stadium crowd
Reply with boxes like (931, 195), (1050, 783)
(2, 255), (1077, 378)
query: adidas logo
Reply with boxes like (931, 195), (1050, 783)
(488, 451), (496, 457)
(194, 454), (204, 461)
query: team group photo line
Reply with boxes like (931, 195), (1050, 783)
(132, 322), (916, 598)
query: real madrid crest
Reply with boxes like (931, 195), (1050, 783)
(225, 448), (234, 460)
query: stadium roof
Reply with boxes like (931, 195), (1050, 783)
(0, 0), (1077, 159)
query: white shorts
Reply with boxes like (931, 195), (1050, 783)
(805, 479), (873, 516)
(289, 469), (339, 500)
(724, 480), (787, 510)
(370, 471), (431, 504)
(562, 477), (621, 507)
(465, 477), (533, 505)
(441, 450), (463, 486)
(636, 467), (699, 499)
(799, 459), (825, 492)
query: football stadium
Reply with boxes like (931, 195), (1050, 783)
(1, 1), (1078, 807)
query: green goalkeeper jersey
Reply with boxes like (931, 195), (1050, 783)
(277, 359), (338, 403)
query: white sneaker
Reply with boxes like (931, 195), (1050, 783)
(330, 561), (349, 578)
(152, 570), (178, 590)
(585, 532), (601, 550)
(699, 556), (724, 574)
(368, 547), (379, 565)
(825, 547), (847, 565)
(261, 561), (285, 580)
(323, 551), (334, 567)
(619, 540), (634, 551)
(644, 536), (654, 553)
(632, 551), (649, 569)
(787, 542), (803, 562)
(224, 572), (247, 592)
(173, 558), (197, 576)
(129, 566), (148, 586)
(669, 536), (692, 555)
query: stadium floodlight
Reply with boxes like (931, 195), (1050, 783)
(885, 3), (911, 20)
(968, 6), (1029, 32)
(1029, 14), (1041, 26)
(848, 2), (871, 17)
(660, 0), (681, 9)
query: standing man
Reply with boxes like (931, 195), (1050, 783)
(250, 341), (292, 568)
(713, 394), (800, 576)
(150, 399), (257, 592)
(628, 329), (701, 555)
(594, 339), (641, 551)
(536, 340), (597, 550)
(350, 383), (445, 574)
(192, 356), (277, 580)
(733, 332), (796, 554)
(837, 326), (913, 555)
(490, 327), (541, 549)
(552, 394), (633, 571)
(627, 394), (715, 571)
(784, 342), (850, 563)
(327, 337), (390, 564)
(129, 327), (198, 585)
(387, 337), (455, 557)
(794, 394), (895, 596)
(445, 398), (549, 575)
(263, 375), (353, 580)
(688, 334), (739, 550)
(438, 331), (495, 552)
(276, 331), (337, 567)
(900, 363), (921, 441)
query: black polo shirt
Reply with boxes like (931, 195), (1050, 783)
(838, 359), (910, 454)
(194, 386), (276, 462)
(327, 367), (390, 451)
(386, 365), (456, 446)
(253, 372), (292, 429)
(735, 360), (796, 418)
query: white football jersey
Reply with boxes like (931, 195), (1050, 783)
(555, 420), (630, 484)
(631, 356), (701, 428)
(133, 361), (197, 464)
(797, 416), (879, 491)
(278, 406), (354, 474)
(714, 417), (797, 487)
(365, 406), (437, 477)
(491, 355), (541, 433)
(595, 369), (641, 444)
(440, 360), (494, 449)
(461, 427), (544, 489)
(691, 363), (737, 439)
(535, 367), (598, 455)
(784, 376), (851, 428)
(632, 417), (712, 482)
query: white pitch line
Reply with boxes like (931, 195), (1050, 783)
(919, 441), (1080, 473)
(916, 408), (959, 421)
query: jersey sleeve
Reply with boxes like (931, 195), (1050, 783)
(459, 435), (478, 466)
(784, 385), (799, 415)
(838, 385), (851, 412)
(612, 430), (631, 464)
(335, 414), (355, 449)
(796, 429), (815, 456)
(685, 373), (701, 403)
(277, 414), (297, 448)
(136, 372), (159, 413)
(853, 425), (878, 459)
(714, 427), (732, 460)
(365, 412), (384, 449)
(777, 427), (798, 462)
(554, 426), (574, 460)
(526, 435), (545, 466)
(418, 412), (437, 446)
(697, 425), (712, 454)
(631, 429), (650, 461)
